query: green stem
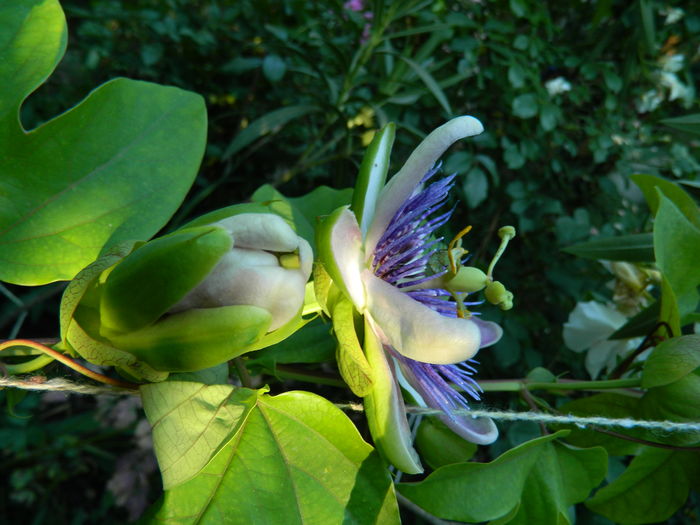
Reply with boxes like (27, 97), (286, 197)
(4, 354), (55, 374)
(274, 365), (346, 388)
(479, 377), (642, 392)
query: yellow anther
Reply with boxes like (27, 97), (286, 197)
(447, 225), (472, 275)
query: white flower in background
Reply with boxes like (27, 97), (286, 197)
(636, 53), (694, 113)
(545, 76), (572, 97)
(659, 53), (684, 73)
(661, 7), (684, 25)
(635, 89), (664, 113)
(659, 71), (692, 102)
(563, 301), (641, 379)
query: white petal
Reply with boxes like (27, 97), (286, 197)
(327, 208), (367, 311)
(298, 238), (313, 278)
(172, 248), (307, 330)
(216, 213), (299, 252)
(363, 271), (481, 364)
(365, 116), (484, 255)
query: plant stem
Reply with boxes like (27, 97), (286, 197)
(479, 377), (642, 392)
(0, 339), (139, 390)
(274, 364), (346, 388)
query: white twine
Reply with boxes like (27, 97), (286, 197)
(2, 377), (698, 434)
(0, 376), (137, 396)
(337, 403), (700, 434)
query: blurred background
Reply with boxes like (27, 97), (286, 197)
(3, 0), (699, 522)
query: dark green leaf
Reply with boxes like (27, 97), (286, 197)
(223, 105), (320, 160)
(561, 233), (654, 262)
(414, 418), (477, 469)
(660, 113), (700, 136)
(245, 317), (335, 371)
(557, 394), (643, 456)
(631, 174), (700, 229)
(640, 371), (700, 445)
(394, 54), (452, 116)
(642, 335), (700, 388)
(397, 432), (565, 522)
(506, 441), (607, 525)
(262, 54), (286, 82)
(512, 94), (539, 119)
(654, 192), (700, 327)
(251, 184), (353, 251)
(462, 167), (489, 208)
(609, 301), (660, 340)
(587, 448), (700, 524)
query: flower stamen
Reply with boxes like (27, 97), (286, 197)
(447, 225), (472, 275)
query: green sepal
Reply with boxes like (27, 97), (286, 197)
(66, 307), (169, 382)
(351, 123), (396, 236)
(100, 225), (232, 334)
(332, 297), (373, 397)
(313, 261), (333, 316)
(363, 317), (422, 474)
(107, 305), (272, 372)
(59, 240), (141, 342)
(243, 306), (311, 353)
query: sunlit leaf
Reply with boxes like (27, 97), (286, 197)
(141, 382), (262, 489)
(143, 389), (400, 524)
(0, 0), (207, 285)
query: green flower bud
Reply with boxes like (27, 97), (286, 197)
(484, 281), (514, 310)
(60, 211), (313, 377)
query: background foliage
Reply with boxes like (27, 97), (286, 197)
(2, 0), (699, 523)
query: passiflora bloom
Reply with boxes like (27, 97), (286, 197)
(318, 117), (514, 473)
(60, 209), (312, 380)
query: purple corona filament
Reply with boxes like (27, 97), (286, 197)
(370, 165), (489, 441)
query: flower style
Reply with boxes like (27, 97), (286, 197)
(318, 117), (512, 472)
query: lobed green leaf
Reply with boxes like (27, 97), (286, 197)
(142, 389), (400, 524)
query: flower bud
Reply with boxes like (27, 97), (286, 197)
(484, 281), (514, 310)
(60, 211), (313, 377)
(170, 213), (313, 331)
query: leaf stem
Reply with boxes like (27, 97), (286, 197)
(274, 364), (346, 387)
(479, 377), (642, 392)
(0, 339), (139, 390)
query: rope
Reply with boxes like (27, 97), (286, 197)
(0, 376), (138, 396)
(2, 376), (698, 434)
(337, 403), (700, 434)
